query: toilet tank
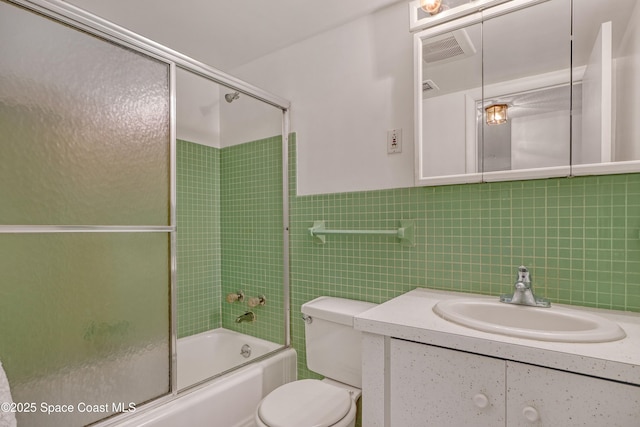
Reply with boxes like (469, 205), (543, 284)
(301, 296), (376, 388)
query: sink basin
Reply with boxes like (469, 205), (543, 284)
(433, 298), (626, 343)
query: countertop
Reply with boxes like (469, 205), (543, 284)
(354, 288), (640, 386)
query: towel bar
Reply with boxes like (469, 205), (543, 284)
(308, 220), (415, 246)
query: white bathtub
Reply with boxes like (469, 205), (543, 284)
(115, 329), (296, 427)
(178, 328), (282, 389)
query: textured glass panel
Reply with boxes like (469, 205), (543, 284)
(0, 233), (170, 427)
(0, 2), (170, 225)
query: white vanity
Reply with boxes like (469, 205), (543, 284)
(354, 288), (640, 426)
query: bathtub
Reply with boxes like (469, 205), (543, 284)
(115, 329), (296, 427)
(178, 328), (282, 389)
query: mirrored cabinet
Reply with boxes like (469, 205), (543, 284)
(413, 0), (640, 186)
(572, 0), (640, 175)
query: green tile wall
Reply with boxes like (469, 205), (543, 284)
(177, 137), (285, 343)
(178, 134), (640, 386)
(287, 134), (640, 380)
(176, 140), (221, 338)
(220, 136), (285, 344)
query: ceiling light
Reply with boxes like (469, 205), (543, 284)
(420, 0), (443, 15)
(485, 104), (508, 125)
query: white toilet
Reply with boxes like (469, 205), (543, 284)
(255, 296), (376, 427)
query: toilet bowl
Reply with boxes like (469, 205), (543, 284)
(255, 379), (360, 427)
(253, 297), (375, 427)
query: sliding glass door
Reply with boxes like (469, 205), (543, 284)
(0, 1), (173, 425)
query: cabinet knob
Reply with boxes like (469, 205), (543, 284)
(472, 393), (489, 409)
(522, 406), (539, 422)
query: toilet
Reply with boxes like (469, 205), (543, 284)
(255, 296), (376, 427)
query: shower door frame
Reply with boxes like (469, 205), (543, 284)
(2, 0), (292, 423)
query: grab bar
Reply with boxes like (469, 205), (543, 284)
(308, 220), (415, 246)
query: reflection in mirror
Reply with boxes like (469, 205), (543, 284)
(418, 0), (573, 184)
(481, 0), (571, 179)
(418, 0), (471, 17)
(175, 68), (285, 390)
(479, 84), (575, 172)
(416, 0), (640, 186)
(573, 0), (640, 170)
(420, 23), (482, 183)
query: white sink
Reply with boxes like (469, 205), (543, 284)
(433, 298), (626, 343)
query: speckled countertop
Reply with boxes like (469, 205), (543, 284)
(354, 288), (640, 386)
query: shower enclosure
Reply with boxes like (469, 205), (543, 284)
(174, 67), (289, 389)
(0, 0), (290, 426)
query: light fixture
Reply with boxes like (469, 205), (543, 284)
(485, 103), (508, 125)
(420, 0), (443, 15)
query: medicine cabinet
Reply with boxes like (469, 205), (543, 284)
(413, 0), (640, 186)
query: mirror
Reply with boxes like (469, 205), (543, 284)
(481, 0), (571, 181)
(418, 22), (483, 185)
(572, 0), (640, 175)
(415, 0), (640, 186)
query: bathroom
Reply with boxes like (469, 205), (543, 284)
(0, 0), (639, 426)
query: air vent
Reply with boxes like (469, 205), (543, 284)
(422, 79), (440, 93)
(422, 29), (476, 64)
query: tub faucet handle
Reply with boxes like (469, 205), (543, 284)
(226, 291), (245, 303)
(248, 295), (266, 307)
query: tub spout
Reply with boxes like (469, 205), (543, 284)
(235, 311), (256, 323)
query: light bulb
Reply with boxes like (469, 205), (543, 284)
(420, 0), (443, 15)
(485, 104), (508, 125)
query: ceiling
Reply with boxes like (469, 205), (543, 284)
(63, 0), (404, 72)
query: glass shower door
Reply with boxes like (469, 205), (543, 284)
(0, 1), (173, 426)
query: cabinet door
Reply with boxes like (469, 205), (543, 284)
(506, 361), (640, 426)
(390, 339), (505, 426)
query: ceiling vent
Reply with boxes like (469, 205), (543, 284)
(422, 29), (476, 65)
(422, 79), (440, 93)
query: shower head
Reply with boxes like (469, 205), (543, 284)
(225, 91), (240, 103)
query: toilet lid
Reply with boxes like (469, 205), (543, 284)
(258, 379), (352, 427)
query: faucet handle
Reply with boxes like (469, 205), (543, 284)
(247, 295), (266, 308)
(516, 266), (531, 284)
(226, 291), (245, 303)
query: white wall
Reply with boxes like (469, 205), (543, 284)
(511, 112), (570, 169)
(176, 68), (282, 149)
(231, 2), (414, 196)
(176, 68), (221, 147)
(422, 92), (467, 177)
(580, 22), (612, 164)
(615, 0), (640, 161)
(219, 89), (283, 148)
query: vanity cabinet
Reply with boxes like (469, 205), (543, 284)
(389, 339), (640, 426)
(390, 340), (505, 426)
(506, 360), (640, 426)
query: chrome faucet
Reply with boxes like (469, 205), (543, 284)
(235, 311), (256, 323)
(500, 266), (550, 307)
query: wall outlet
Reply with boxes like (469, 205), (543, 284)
(387, 129), (402, 154)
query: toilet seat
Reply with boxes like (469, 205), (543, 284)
(257, 379), (352, 427)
